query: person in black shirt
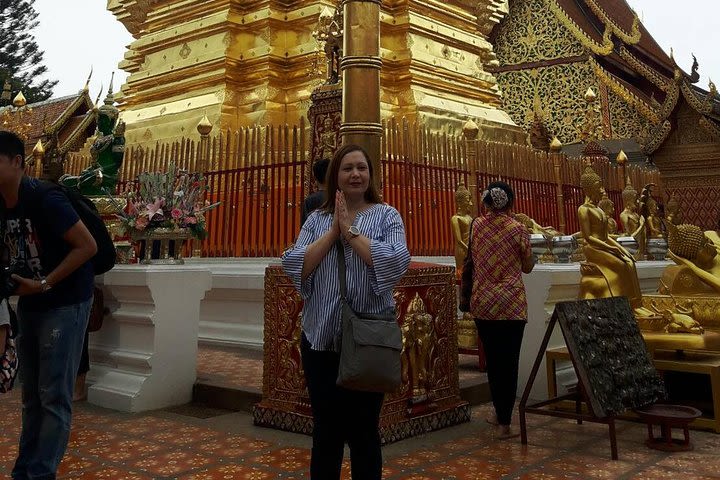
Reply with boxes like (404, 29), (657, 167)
(0, 130), (97, 480)
(301, 158), (330, 226)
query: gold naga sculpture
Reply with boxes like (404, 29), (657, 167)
(576, 164), (658, 319)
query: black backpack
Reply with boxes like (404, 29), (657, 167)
(22, 178), (116, 275)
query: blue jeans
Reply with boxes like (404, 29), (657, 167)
(12, 297), (92, 480)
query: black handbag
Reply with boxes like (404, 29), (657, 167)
(335, 242), (402, 393)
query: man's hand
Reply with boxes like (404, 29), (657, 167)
(10, 274), (42, 296)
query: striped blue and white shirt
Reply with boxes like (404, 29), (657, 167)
(281, 203), (411, 351)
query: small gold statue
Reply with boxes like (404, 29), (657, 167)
(597, 189), (618, 236)
(663, 223), (720, 295)
(319, 116), (337, 161)
(640, 184), (663, 238)
(451, 183), (473, 280)
(665, 194), (683, 226)
(401, 293), (434, 402)
(577, 165), (657, 318)
(620, 179), (641, 235)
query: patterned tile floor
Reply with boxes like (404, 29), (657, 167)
(3, 347), (719, 479)
(2, 389), (720, 479)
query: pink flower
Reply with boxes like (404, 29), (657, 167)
(184, 216), (198, 225)
(171, 208), (183, 220)
(146, 198), (164, 220)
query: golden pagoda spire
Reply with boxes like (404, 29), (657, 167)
(13, 91), (27, 108)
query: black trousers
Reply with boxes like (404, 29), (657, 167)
(474, 320), (526, 426)
(301, 334), (384, 480)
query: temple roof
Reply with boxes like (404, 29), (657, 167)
(495, 0), (720, 153)
(0, 91), (96, 158)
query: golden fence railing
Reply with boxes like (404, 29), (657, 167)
(60, 120), (662, 258)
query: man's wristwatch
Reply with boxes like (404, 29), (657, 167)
(40, 278), (52, 293)
(347, 225), (361, 239)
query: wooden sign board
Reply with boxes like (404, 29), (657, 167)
(554, 297), (666, 418)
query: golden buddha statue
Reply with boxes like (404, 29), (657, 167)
(620, 179), (641, 235)
(451, 183), (473, 280)
(640, 184), (663, 239)
(665, 194), (683, 226)
(514, 212), (561, 237)
(662, 223), (720, 295)
(597, 189), (618, 236)
(401, 293), (434, 402)
(577, 165), (657, 318)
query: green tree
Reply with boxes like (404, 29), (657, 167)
(0, 0), (57, 104)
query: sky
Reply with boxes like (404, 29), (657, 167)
(31, 0), (720, 99)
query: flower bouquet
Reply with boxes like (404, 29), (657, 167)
(119, 163), (219, 241)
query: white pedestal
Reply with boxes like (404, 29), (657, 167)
(89, 265), (212, 412)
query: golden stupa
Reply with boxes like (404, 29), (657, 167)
(108, 0), (524, 145)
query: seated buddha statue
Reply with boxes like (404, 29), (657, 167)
(450, 183), (473, 279)
(665, 194), (683, 226)
(640, 184), (663, 238)
(597, 189), (618, 236)
(620, 180), (641, 236)
(662, 222), (720, 295)
(577, 165), (657, 318)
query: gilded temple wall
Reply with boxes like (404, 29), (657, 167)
(109, 0), (523, 146)
(492, 0), (652, 145)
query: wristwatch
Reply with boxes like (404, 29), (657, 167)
(40, 278), (52, 293)
(347, 225), (361, 239)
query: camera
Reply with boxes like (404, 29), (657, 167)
(0, 262), (32, 299)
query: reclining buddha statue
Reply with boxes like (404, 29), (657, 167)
(662, 222), (720, 295)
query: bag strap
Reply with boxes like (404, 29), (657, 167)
(336, 240), (347, 301)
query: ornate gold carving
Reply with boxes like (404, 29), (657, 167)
(497, 62), (599, 144)
(640, 120), (672, 155)
(590, 57), (660, 123)
(618, 47), (669, 92)
(681, 81), (713, 116)
(494, 0), (584, 65)
(606, 87), (653, 142)
(585, 0), (641, 45)
(699, 117), (720, 141)
(548, 0), (613, 56)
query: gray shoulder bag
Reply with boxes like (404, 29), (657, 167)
(336, 241), (402, 393)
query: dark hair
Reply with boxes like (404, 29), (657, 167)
(312, 158), (330, 184)
(0, 130), (25, 167)
(482, 180), (515, 211)
(321, 144), (382, 213)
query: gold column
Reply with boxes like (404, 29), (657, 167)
(462, 119), (480, 216)
(340, 0), (382, 180)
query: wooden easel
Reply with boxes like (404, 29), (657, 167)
(519, 298), (665, 461)
(518, 309), (619, 459)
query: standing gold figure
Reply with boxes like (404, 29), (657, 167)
(450, 183), (473, 280)
(401, 293), (434, 402)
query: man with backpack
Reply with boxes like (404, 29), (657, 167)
(0, 130), (98, 480)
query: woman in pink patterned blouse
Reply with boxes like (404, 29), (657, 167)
(467, 181), (534, 439)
